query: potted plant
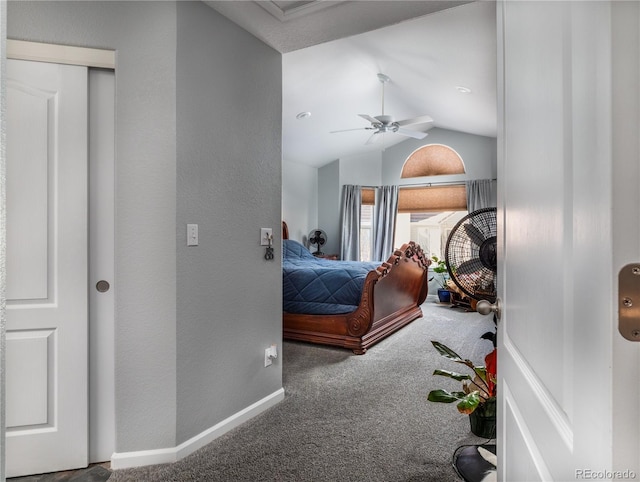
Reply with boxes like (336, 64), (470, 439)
(427, 338), (497, 439)
(430, 256), (451, 303)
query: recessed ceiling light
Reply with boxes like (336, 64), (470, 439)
(296, 111), (311, 120)
(456, 86), (472, 94)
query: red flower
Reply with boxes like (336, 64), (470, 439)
(484, 348), (497, 396)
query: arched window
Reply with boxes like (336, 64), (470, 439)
(394, 144), (468, 260)
(360, 144), (469, 262)
(400, 144), (465, 178)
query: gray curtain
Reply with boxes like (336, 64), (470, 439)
(373, 185), (398, 261)
(466, 179), (497, 213)
(340, 185), (361, 261)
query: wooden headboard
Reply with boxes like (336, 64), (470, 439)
(282, 221), (289, 240)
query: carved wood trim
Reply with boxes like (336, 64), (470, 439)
(346, 271), (378, 336)
(283, 240), (431, 353)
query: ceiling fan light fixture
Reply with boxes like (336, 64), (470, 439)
(330, 72), (432, 143)
(376, 114), (393, 125)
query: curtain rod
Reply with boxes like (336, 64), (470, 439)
(360, 179), (496, 189)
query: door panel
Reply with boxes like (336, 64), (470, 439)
(6, 78), (51, 301)
(498, 1), (621, 479)
(5, 330), (52, 427)
(6, 59), (88, 477)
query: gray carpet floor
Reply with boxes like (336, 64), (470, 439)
(110, 299), (496, 482)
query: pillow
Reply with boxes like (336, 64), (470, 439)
(283, 239), (316, 260)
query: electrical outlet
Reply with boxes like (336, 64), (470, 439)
(264, 344), (277, 367)
(264, 347), (273, 367)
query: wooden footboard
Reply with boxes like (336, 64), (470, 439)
(283, 242), (430, 354)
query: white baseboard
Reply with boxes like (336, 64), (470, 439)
(110, 387), (285, 470)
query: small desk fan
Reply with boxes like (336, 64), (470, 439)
(445, 207), (497, 303)
(308, 229), (327, 256)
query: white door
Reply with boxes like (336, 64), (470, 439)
(88, 67), (116, 464)
(497, 1), (640, 480)
(5, 59), (89, 477)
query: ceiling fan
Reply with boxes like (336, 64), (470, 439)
(330, 73), (434, 145)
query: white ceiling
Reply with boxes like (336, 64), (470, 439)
(207, 1), (497, 168)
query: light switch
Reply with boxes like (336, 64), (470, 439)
(187, 224), (198, 246)
(260, 228), (273, 246)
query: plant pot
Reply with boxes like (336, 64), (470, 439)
(437, 288), (451, 303)
(469, 400), (497, 439)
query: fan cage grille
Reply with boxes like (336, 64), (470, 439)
(308, 229), (327, 255)
(445, 208), (497, 302)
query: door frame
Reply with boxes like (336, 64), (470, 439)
(5, 40), (116, 468)
(611, 1), (640, 473)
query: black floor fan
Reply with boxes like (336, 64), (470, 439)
(445, 207), (497, 304)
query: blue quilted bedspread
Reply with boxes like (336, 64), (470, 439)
(283, 239), (380, 315)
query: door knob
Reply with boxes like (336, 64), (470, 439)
(477, 298), (501, 320)
(96, 280), (110, 293)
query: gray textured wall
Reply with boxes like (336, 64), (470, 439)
(8, 0), (283, 454)
(8, 0), (179, 452)
(176, 1), (282, 445)
(317, 160), (341, 256)
(282, 160), (318, 244)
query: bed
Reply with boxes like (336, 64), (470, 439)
(282, 222), (430, 354)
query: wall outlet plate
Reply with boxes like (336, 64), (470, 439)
(187, 224), (198, 246)
(264, 347), (273, 367)
(264, 344), (277, 367)
(260, 228), (273, 246)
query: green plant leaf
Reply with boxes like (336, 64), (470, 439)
(456, 391), (481, 415)
(433, 369), (472, 381)
(427, 389), (465, 403)
(473, 366), (488, 382)
(431, 341), (464, 362)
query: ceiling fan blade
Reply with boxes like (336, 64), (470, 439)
(358, 114), (380, 124)
(365, 132), (381, 145)
(329, 127), (368, 134)
(395, 115), (434, 127)
(396, 127), (428, 140)
(464, 223), (487, 247)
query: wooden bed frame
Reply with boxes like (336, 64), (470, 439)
(282, 222), (430, 354)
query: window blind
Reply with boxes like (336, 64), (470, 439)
(397, 185), (467, 213)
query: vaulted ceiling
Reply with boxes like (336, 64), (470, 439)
(207, 1), (497, 167)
